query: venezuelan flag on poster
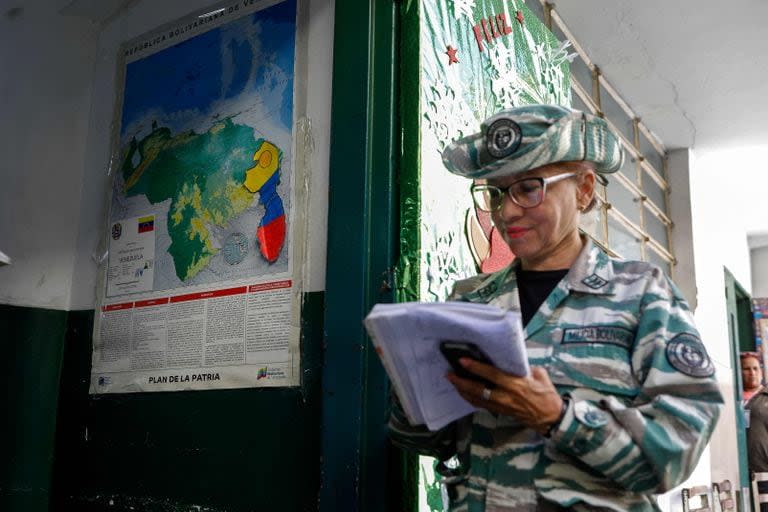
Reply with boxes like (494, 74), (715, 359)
(256, 173), (286, 263)
(138, 215), (155, 233)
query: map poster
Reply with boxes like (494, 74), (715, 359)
(91, 0), (303, 393)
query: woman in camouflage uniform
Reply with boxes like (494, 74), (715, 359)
(390, 104), (723, 511)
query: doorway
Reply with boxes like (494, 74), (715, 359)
(724, 267), (755, 506)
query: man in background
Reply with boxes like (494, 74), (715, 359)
(742, 351), (768, 511)
(743, 352), (764, 402)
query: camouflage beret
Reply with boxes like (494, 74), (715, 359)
(441, 104), (624, 179)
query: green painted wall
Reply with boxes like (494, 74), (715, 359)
(1, 293), (323, 512)
(0, 305), (68, 511)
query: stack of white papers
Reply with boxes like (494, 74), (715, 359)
(364, 301), (527, 431)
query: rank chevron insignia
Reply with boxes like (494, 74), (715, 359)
(582, 273), (608, 289)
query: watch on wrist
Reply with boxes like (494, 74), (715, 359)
(545, 397), (569, 438)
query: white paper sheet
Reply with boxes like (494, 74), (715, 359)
(364, 301), (527, 431)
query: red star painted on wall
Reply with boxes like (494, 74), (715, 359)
(445, 45), (459, 65)
(516, 10), (524, 25)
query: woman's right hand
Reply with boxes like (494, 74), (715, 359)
(446, 359), (564, 436)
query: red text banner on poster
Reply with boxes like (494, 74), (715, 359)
(249, 280), (292, 293)
(170, 286), (248, 303)
(135, 298), (170, 308)
(102, 302), (134, 312)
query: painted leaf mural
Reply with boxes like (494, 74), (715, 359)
(418, 0), (572, 302)
(400, 0), (573, 509)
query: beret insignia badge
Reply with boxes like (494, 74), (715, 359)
(485, 118), (522, 158)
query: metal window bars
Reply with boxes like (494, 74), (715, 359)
(537, 1), (676, 278)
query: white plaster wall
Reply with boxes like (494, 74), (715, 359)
(657, 148), (711, 510)
(690, 145), (768, 363)
(63, 0), (333, 309)
(689, 144), (768, 503)
(657, 145), (768, 509)
(0, 0), (332, 310)
(0, 6), (99, 309)
(751, 246), (768, 298)
(300, 0), (332, 296)
(667, 149), (697, 309)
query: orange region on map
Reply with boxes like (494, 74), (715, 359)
(244, 141), (279, 193)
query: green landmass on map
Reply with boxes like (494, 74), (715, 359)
(120, 118), (267, 281)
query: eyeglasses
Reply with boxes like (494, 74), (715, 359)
(470, 172), (577, 212)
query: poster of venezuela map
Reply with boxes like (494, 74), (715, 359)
(91, 0), (302, 394)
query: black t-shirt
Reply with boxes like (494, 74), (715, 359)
(515, 268), (569, 327)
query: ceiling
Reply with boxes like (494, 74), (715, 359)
(0, 0), (133, 25)
(550, 0), (768, 151)
(749, 233), (768, 250)
(57, 0), (135, 24)
(4, 0), (767, 152)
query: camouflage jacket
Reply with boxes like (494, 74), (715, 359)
(746, 386), (768, 472)
(389, 239), (723, 511)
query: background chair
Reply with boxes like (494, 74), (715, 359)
(682, 484), (712, 512)
(711, 480), (735, 511)
(752, 472), (768, 512)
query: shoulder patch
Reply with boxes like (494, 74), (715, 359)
(666, 333), (714, 378)
(582, 273), (608, 289)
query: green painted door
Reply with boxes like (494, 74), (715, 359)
(319, 0), (403, 510)
(725, 268), (752, 510)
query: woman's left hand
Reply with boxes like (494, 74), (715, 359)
(446, 358), (564, 435)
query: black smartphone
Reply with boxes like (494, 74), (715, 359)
(439, 341), (495, 387)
